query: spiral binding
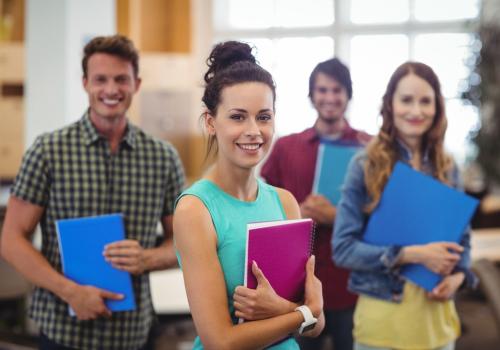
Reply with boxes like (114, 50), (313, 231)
(308, 220), (317, 256)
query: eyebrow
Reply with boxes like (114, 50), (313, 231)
(228, 108), (273, 113)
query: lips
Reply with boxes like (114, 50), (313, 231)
(406, 118), (426, 125)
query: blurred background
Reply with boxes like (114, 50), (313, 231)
(1, 0), (500, 349)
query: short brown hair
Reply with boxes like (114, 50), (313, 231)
(82, 35), (139, 78)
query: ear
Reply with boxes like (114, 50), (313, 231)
(133, 77), (142, 93)
(82, 76), (89, 92)
(204, 111), (216, 135)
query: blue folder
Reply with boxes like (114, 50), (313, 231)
(56, 214), (136, 315)
(363, 162), (479, 291)
(312, 142), (360, 205)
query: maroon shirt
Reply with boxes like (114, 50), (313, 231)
(261, 122), (371, 310)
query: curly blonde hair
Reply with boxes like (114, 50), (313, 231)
(364, 62), (453, 213)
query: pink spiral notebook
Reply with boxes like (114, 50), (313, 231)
(244, 218), (315, 302)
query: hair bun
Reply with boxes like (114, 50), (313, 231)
(204, 41), (256, 84)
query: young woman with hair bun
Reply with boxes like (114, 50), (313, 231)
(174, 41), (325, 350)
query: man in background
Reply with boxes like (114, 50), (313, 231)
(261, 58), (370, 350)
(0, 35), (185, 350)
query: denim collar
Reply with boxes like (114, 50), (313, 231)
(395, 138), (430, 163)
(395, 138), (433, 174)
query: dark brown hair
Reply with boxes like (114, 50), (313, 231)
(82, 35), (139, 78)
(202, 41), (276, 158)
(308, 57), (353, 100)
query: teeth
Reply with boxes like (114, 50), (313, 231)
(238, 144), (260, 150)
(103, 98), (119, 105)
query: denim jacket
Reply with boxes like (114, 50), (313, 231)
(332, 142), (477, 302)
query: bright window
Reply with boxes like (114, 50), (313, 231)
(351, 0), (409, 24)
(214, 0), (480, 163)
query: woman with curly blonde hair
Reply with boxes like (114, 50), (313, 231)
(333, 62), (476, 350)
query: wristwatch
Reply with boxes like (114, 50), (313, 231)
(295, 305), (318, 334)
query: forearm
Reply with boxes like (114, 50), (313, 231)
(333, 233), (401, 273)
(1, 233), (77, 302)
(398, 245), (423, 265)
(205, 310), (305, 350)
(142, 239), (178, 271)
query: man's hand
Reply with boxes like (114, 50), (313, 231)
(233, 261), (297, 321)
(300, 194), (336, 225)
(104, 239), (145, 275)
(65, 284), (123, 320)
(427, 272), (465, 301)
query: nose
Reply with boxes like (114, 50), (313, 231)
(244, 118), (261, 137)
(324, 91), (337, 103)
(410, 102), (422, 116)
(104, 81), (119, 95)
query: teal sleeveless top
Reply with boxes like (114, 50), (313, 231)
(177, 178), (300, 350)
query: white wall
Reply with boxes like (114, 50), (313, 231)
(25, 0), (115, 148)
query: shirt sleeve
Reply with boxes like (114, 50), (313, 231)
(260, 138), (283, 187)
(162, 146), (186, 217)
(11, 135), (51, 207)
(332, 153), (403, 274)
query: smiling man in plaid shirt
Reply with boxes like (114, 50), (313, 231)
(0, 35), (185, 349)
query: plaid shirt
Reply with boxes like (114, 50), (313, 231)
(12, 112), (185, 349)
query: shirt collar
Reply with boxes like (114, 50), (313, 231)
(309, 118), (355, 143)
(304, 127), (320, 143)
(81, 110), (137, 149)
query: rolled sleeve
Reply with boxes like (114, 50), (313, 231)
(11, 136), (50, 206)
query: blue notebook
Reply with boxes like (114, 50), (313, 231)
(313, 142), (360, 205)
(363, 162), (479, 291)
(56, 214), (136, 315)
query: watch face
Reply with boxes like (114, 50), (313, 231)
(302, 322), (316, 333)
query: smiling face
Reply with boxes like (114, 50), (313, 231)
(392, 73), (436, 147)
(206, 82), (275, 170)
(311, 72), (349, 124)
(83, 53), (141, 123)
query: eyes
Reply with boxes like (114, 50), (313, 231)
(229, 113), (273, 122)
(400, 95), (434, 106)
(315, 86), (344, 95)
(92, 75), (132, 85)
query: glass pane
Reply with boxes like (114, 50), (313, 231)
(242, 38), (274, 72)
(350, 35), (409, 134)
(228, 0), (273, 29)
(351, 0), (409, 24)
(414, 33), (472, 98)
(237, 37), (334, 136)
(444, 99), (479, 165)
(415, 0), (479, 22)
(275, 0), (334, 27)
(273, 37), (334, 135)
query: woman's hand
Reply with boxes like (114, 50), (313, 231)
(233, 261), (298, 321)
(303, 255), (323, 318)
(400, 242), (463, 275)
(427, 272), (465, 301)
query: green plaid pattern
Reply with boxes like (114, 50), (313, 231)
(12, 112), (185, 349)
